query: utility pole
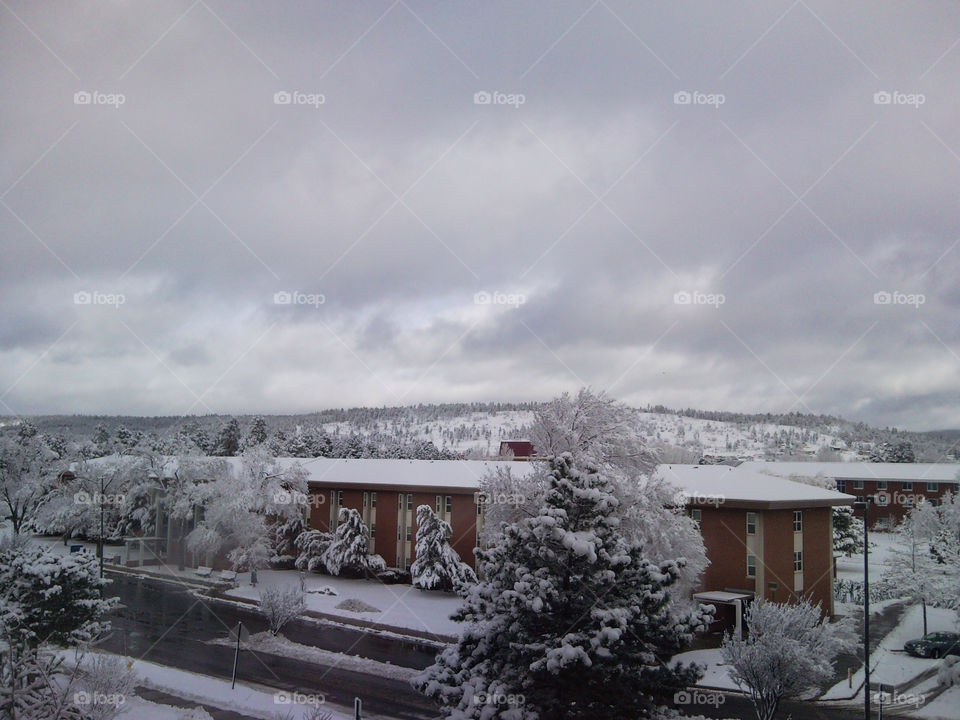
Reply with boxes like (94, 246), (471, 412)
(855, 496), (873, 720)
(99, 474), (105, 579)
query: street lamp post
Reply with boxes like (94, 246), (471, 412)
(854, 496), (873, 720)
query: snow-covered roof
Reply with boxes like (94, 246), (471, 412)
(738, 461), (960, 483)
(655, 464), (854, 508)
(294, 457), (534, 492)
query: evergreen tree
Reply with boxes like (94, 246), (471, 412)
(247, 416), (268, 447)
(411, 505), (477, 591)
(415, 454), (707, 720)
(832, 506), (865, 557)
(214, 418), (242, 456)
(323, 508), (386, 577)
(295, 529), (333, 573)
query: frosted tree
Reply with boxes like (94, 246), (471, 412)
(411, 505), (476, 591)
(323, 508), (386, 577)
(213, 418), (242, 456)
(259, 584), (306, 635)
(481, 388), (708, 602)
(415, 454), (709, 720)
(832, 506), (865, 557)
(246, 416), (268, 447)
(0, 430), (61, 535)
(294, 529), (333, 573)
(722, 599), (856, 720)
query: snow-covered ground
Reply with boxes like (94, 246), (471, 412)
(224, 568), (463, 638)
(671, 648), (742, 691)
(835, 530), (901, 583)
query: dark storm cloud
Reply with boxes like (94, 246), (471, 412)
(2, 0), (959, 428)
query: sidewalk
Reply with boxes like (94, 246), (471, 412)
(136, 686), (263, 720)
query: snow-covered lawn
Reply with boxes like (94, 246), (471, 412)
(671, 648), (742, 691)
(916, 685), (960, 719)
(835, 530), (901, 583)
(225, 568), (463, 638)
(823, 604), (958, 700)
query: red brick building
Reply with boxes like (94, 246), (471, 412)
(657, 464), (854, 635)
(739, 461), (960, 529)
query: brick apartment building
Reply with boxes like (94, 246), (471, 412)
(738, 461), (960, 529)
(656, 464), (853, 636)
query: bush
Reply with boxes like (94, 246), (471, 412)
(259, 584), (305, 636)
(376, 568), (411, 584)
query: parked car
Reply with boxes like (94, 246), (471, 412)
(904, 632), (960, 659)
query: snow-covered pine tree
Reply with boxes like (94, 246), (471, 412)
(294, 529), (333, 573)
(322, 508), (386, 577)
(411, 505), (476, 591)
(832, 505), (865, 557)
(246, 416), (268, 447)
(414, 453), (708, 720)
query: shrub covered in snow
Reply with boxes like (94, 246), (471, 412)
(259, 584), (305, 636)
(322, 508), (386, 577)
(722, 598), (856, 720)
(411, 505), (476, 591)
(415, 453), (709, 720)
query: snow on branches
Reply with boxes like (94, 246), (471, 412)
(411, 505), (476, 591)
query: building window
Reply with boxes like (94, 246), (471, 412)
(876, 480), (887, 490)
(836, 479), (846, 492)
(445, 496), (452, 514)
(404, 558), (411, 570)
(406, 493), (413, 510)
(690, 509), (701, 528)
(370, 523), (376, 537)
(363, 492), (368, 507)
(852, 480), (864, 490)
(747, 554), (756, 577)
(371, 492), (376, 507)
(877, 517), (890, 529)
(928, 498), (939, 507)
(927, 481), (937, 492)
(746, 512), (757, 535)
(406, 527), (412, 541)
(398, 493), (403, 508)
(793, 511), (802, 533)
(436, 495), (442, 513)
(902, 481), (913, 491)
(793, 551), (803, 572)
(477, 503), (483, 516)
(397, 527), (401, 540)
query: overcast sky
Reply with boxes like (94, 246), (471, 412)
(2, 1), (959, 430)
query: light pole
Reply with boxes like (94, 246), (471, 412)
(854, 496), (873, 720)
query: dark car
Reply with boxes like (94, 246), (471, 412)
(904, 632), (960, 659)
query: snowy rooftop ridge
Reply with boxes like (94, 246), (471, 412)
(654, 463), (855, 508)
(738, 460), (960, 483)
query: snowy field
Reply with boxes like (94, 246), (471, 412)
(835, 530), (902, 583)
